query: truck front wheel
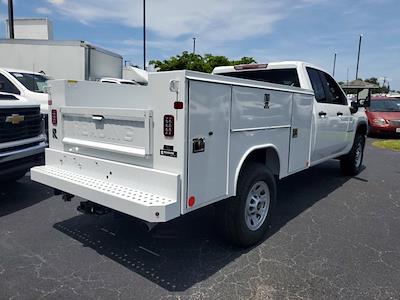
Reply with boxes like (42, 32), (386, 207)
(218, 163), (277, 247)
(340, 133), (365, 175)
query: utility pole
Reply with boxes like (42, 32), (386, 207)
(355, 34), (363, 80)
(143, 0), (146, 70)
(8, 0), (14, 39)
(346, 67), (349, 85)
(192, 37), (196, 54)
(332, 52), (337, 77)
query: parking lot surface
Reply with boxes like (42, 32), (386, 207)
(1, 139), (399, 300)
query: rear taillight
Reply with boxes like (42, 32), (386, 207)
(51, 109), (57, 126)
(163, 115), (174, 137)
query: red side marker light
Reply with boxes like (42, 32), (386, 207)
(48, 99), (53, 106)
(188, 196), (196, 208)
(51, 109), (57, 125)
(174, 101), (184, 110)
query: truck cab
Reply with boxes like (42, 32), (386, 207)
(0, 68), (50, 114)
(0, 92), (47, 181)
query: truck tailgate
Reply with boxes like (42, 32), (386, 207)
(61, 106), (153, 158)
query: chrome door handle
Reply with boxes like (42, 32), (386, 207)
(318, 111), (327, 117)
(92, 115), (104, 121)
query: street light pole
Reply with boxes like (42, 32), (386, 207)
(143, 0), (146, 70)
(332, 52), (337, 77)
(355, 34), (363, 80)
(192, 37), (196, 54)
(8, 0), (14, 39)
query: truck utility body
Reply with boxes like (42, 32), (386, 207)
(31, 62), (368, 246)
(0, 39), (123, 83)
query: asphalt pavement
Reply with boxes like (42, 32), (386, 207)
(0, 139), (399, 299)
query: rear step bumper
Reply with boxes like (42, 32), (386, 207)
(31, 150), (181, 223)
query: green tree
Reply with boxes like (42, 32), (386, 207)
(150, 51), (256, 73)
(364, 77), (379, 85)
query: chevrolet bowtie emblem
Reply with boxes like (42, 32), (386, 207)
(6, 114), (25, 125)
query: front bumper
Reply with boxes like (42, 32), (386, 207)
(31, 149), (181, 223)
(0, 140), (46, 177)
(369, 125), (400, 135)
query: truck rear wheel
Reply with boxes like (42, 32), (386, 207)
(340, 133), (365, 175)
(219, 163), (277, 247)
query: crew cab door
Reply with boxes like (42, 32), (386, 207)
(307, 68), (350, 162)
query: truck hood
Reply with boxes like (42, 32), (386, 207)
(0, 93), (39, 108)
(367, 111), (400, 121)
(25, 92), (49, 114)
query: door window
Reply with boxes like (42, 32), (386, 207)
(0, 74), (20, 94)
(321, 73), (347, 105)
(306, 68), (327, 103)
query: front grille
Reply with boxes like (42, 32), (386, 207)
(389, 120), (400, 127)
(0, 107), (42, 143)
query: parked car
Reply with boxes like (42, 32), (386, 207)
(0, 68), (50, 114)
(0, 92), (46, 181)
(366, 97), (400, 136)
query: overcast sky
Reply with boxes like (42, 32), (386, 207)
(1, 0), (399, 89)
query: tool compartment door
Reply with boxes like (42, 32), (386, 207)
(288, 93), (313, 173)
(187, 80), (231, 208)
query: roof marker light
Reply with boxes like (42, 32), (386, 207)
(234, 63), (268, 71)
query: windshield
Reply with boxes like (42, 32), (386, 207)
(370, 99), (400, 112)
(10, 72), (50, 93)
(218, 68), (301, 87)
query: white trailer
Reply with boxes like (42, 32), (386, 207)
(0, 39), (123, 81)
(31, 62), (369, 246)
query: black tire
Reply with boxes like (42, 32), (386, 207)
(0, 171), (27, 183)
(340, 133), (365, 175)
(218, 162), (277, 247)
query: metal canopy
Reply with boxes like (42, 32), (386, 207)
(341, 79), (379, 90)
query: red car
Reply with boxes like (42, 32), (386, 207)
(366, 97), (400, 136)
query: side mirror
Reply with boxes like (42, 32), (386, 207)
(350, 101), (359, 114)
(356, 88), (371, 108)
(0, 81), (4, 91)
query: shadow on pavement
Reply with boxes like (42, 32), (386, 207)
(0, 173), (53, 217)
(54, 160), (360, 291)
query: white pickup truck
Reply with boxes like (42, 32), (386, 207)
(0, 68), (50, 114)
(31, 61), (368, 246)
(0, 93), (46, 181)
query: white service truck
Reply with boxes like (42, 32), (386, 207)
(31, 61), (368, 246)
(0, 93), (46, 181)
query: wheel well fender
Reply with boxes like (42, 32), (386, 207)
(234, 145), (281, 195)
(356, 121), (368, 136)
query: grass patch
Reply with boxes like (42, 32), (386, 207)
(372, 139), (400, 152)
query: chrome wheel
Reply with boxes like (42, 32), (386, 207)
(354, 141), (363, 168)
(245, 181), (270, 231)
